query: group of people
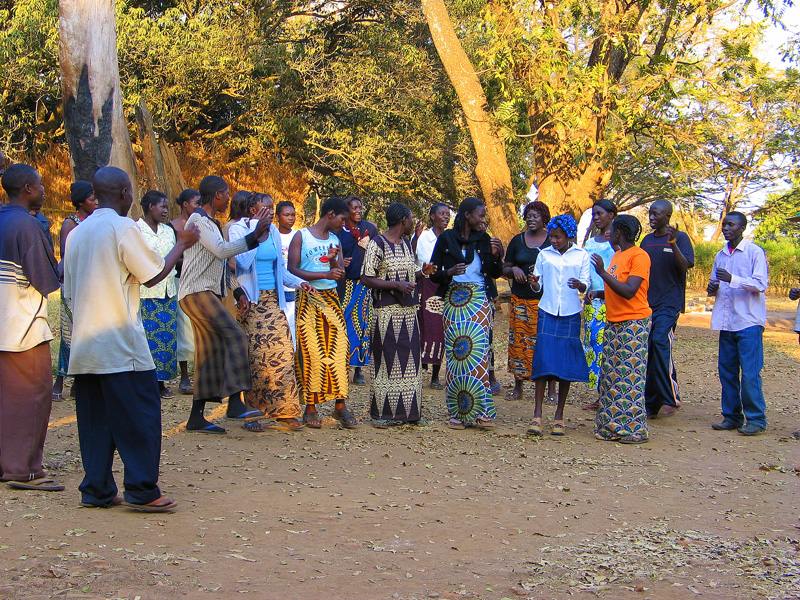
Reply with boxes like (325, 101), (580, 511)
(0, 157), (774, 512)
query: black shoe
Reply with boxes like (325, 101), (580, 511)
(712, 419), (741, 431)
(738, 424), (766, 436)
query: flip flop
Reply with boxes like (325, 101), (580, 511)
(429, 382), (444, 390)
(123, 496), (178, 513)
(243, 420), (281, 433)
(178, 381), (194, 395)
(331, 407), (358, 429)
(160, 388), (175, 399)
(489, 382), (502, 396)
(303, 412), (323, 429)
(273, 418), (305, 432)
(186, 424), (226, 434)
(475, 418), (495, 430)
(52, 393), (64, 402)
(7, 478), (65, 492)
(80, 496), (124, 508)
(446, 418), (465, 430)
(226, 410), (263, 421)
(505, 390), (523, 401)
(619, 436), (648, 444)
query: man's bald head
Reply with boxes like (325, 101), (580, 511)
(651, 199), (673, 216)
(92, 167), (134, 215)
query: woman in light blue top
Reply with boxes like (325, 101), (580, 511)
(229, 193), (314, 432)
(582, 199), (618, 402)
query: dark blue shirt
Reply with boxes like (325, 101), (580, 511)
(640, 230), (694, 313)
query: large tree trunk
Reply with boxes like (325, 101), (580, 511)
(421, 0), (518, 246)
(58, 0), (138, 208)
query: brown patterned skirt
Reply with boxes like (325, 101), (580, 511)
(507, 295), (540, 379)
(294, 288), (349, 405)
(179, 291), (251, 402)
(237, 290), (301, 418)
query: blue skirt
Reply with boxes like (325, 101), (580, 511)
(530, 310), (589, 382)
(141, 297), (178, 381)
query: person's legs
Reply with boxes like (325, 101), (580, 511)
(99, 371), (163, 505)
(736, 326), (767, 429)
(74, 374), (119, 505)
(645, 307), (681, 415)
(717, 330), (744, 427)
(0, 344), (53, 482)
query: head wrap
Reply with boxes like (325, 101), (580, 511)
(70, 181), (93, 206)
(546, 214), (578, 238)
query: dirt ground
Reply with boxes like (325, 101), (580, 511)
(1, 308), (798, 600)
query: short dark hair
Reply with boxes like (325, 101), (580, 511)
(386, 202), (412, 227)
(320, 197), (350, 217)
(140, 190), (168, 214)
(1, 164), (38, 197)
(726, 211), (748, 227)
(276, 201), (294, 215)
(344, 195), (362, 208)
(176, 188), (200, 207)
(523, 200), (551, 224)
(429, 202), (449, 219)
(198, 176), (228, 205)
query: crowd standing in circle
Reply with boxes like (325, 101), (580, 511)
(0, 158), (783, 510)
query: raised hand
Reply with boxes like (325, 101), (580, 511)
(422, 262), (437, 276)
(253, 213), (270, 238)
(716, 268), (732, 283)
(567, 278), (585, 292)
(328, 267), (345, 281)
(415, 219), (424, 239)
(590, 253), (605, 274)
(177, 223), (200, 248)
(707, 280), (720, 296)
(490, 237), (504, 258)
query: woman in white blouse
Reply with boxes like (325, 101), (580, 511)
(526, 214), (591, 436)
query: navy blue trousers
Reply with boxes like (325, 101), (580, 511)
(645, 306), (681, 414)
(73, 370), (163, 506)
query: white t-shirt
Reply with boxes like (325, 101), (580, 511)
(415, 228), (438, 270)
(63, 208), (165, 375)
(279, 230), (296, 294)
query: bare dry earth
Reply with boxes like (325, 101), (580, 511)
(1, 311), (798, 600)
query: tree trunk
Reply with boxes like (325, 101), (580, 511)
(58, 0), (138, 208)
(135, 99), (187, 218)
(421, 0), (518, 246)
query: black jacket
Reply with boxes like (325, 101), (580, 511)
(429, 229), (503, 300)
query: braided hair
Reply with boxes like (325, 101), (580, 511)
(198, 175), (228, 205)
(612, 214), (642, 243)
(176, 188), (199, 208)
(546, 214), (578, 238)
(386, 202), (412, 227)
(452, 197), (484, 234)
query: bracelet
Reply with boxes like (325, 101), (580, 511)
(668, 238), (677, 244)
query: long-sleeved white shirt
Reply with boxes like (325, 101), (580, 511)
(709, 239), (768, 332)
(532, 244), (591, 317)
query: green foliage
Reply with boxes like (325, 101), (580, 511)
(688, 240), (800, 292)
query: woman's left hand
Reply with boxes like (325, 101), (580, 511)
(490, 237), (504, 258)
(236, 296), (251, 319)
(422, 262), (437, 276)
(567, 278), (585, 292)
(299, 282), (317, 294)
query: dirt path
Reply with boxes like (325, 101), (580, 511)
(1, 313), (798, 600)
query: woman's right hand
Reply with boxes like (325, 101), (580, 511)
(528, 273), (540, 287)
(510, 266), (526, 283)
(394, 281), (416, 295)
(328, 267), (345, 280)
(447, 263), (467, 277)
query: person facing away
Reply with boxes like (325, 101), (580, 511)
(639, 200), (694, 418)
(0, 164), (63, 492)
(707, 211), (768, 436)
(63, 166), (200, 511)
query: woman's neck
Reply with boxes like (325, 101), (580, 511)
(383, 225), (404, 243)
(346, 218), (359, 230)
(201, 203), (215, 218)
(618, 240), (633, 251)
(279, 225), (292, 234)
(144, 216), (159, 233)
(432, 225), (444, 237)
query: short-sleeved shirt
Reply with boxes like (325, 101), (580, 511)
(0, 205), (60, 352)
(640, 231), (694, 312)
(362, 235), (419, 307)
(584, 236), (616, 293)
(605, 247), (652, 323)
(63, 208), (165, 374)
(505, 232), (549, 300)
(136, 219), (177, 299)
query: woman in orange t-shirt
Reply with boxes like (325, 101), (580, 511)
(588, 215), (652, 444)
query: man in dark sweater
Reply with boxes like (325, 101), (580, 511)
(640, 200), (694, 418)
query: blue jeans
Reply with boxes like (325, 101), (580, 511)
(718, 326), (767, 428)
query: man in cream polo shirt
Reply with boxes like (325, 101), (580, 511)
(64, 167), (199, 512)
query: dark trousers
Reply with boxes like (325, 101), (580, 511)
(0, 343), (52, 482)
(718, 326), (767, 428)
(73, 370), (163, 506)
(645, 306), (681, 414)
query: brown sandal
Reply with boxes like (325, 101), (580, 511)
(551, 420), (566, 436)
(526, 418), (543, 436)
(331, 407), (358, 429)
(303, 411), (322, 429)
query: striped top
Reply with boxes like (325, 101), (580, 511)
(178, 208), (258, 301)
